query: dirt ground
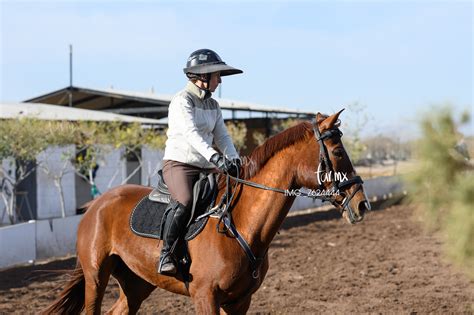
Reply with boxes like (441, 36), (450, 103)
(1, 204), (473, 314)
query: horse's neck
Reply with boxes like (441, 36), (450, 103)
(233, 141), (307, 256)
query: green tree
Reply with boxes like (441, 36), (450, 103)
(72, 121), (166, 194)
(271, 118), (301, 136)
(37, 121), (77, 218)
(109, 122), (166, 186)
(407, 106), (473, 278)
(344, 102), (370, 165)
(0, 119), (74, 223)
(252, 131), (267, 146)
(225, 121), (248, 152)
(0, 119), (167, 222)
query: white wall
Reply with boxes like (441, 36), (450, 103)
(290, 190), (325, 212)
(0, 221), (35, 268)
(36, 215), (83, 259)
(141, 147), (164, 187)
(36, 146), (76, 219)
(362, 175), (404, 198)
(0, 215), (83, 268)
(289, 176), (404, 212)
(95, 147), (125, 193)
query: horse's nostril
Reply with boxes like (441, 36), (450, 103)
(357, 200), (370, 215)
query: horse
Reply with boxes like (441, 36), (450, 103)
(44, 110), (370, 314)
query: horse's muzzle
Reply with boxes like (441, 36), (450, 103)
(342, 191), (371, 224)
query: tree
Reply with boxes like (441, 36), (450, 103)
(343, 102), (370, 165)
(225, 121), (247, 152)
(271, 118), (301, 136)
(251, 118), (302, 148)
(252, 131), (267, 146)
(408, 106), (473, 278)
(0, 119), (62, 223)
(108, 122), (166, 187)
(72, 121), (166, 194)
(71, 121), (113, 198)
(36, 121), (77, 218)
(0, 118), (167, 223)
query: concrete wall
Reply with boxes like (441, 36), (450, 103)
(141, 147), (164, 187)
(362, 175), (404, 199)
(35, 215), (83, 259)
(289, 189), (325, 212)
(0, 215), (83, 269)
(95, 147), (125, 193)
(0, 221), (36, 268)
(289, 176), (404, 211)
(36, 146), (76, 219)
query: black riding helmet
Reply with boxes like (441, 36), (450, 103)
(183, 49), (243, 77)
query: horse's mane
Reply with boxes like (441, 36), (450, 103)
(240, 121), (315, 180)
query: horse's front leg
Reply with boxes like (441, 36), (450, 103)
(191, 288), (220, 315)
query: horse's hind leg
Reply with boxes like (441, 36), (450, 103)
(106, 259), (156, 315)
(81, 255), (117, 315)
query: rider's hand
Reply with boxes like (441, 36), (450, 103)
(231, 158), (242, 177)
(210, 154), (241, 177)
(232, 158), (242, 170)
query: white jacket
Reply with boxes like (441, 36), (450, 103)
(163, 82), (240, 168)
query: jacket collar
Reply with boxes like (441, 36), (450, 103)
(186, 81), (212, 100)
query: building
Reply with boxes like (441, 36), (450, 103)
(25, 85), (316, 154)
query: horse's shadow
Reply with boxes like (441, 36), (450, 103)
(0, 257), (77, 292)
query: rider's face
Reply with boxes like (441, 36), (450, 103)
(208, 72), (221, 92)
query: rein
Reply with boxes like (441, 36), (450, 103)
(207, 118), (366, 279)
(225, 175), (334, 201)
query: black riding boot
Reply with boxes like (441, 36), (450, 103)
(157, 201), (189, 275)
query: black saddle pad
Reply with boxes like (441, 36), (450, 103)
(129, 196), (209, 241)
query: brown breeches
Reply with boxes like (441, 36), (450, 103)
(162, 160), (212, 209)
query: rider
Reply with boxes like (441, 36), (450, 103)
(158, 49), (243, 275)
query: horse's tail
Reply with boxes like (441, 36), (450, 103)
(42, 261), (85, 315)
(76, 200), (94, 214)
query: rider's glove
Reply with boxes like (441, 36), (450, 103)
(231, 158), (242, 177)
(210, 153), (241, 177)
(232, 158), (242, 170)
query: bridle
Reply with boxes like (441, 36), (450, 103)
(311, 118), (369, 223)
(208, 117), (370, 279)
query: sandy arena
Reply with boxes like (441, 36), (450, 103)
(1, 204), (473, 314)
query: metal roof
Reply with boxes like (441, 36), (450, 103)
(24, 86), (315, 119)
(0, 102), (166, 125)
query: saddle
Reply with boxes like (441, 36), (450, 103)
(129, 170), (218, 240)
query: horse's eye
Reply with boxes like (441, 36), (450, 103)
(333, 148), (344, 158)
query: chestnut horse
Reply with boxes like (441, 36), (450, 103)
(45, 110), (370, 314)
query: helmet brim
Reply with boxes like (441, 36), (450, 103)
(183, 63), (243, 76)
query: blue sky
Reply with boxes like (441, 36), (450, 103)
(1, 0), (472, 137)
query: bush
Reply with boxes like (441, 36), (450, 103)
(407, 106), (473, 277)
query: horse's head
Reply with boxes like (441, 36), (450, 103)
(296, 109), (371, 224)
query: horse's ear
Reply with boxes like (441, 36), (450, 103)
(316, 112), (325, 124)
(320, 109), (345, 130)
